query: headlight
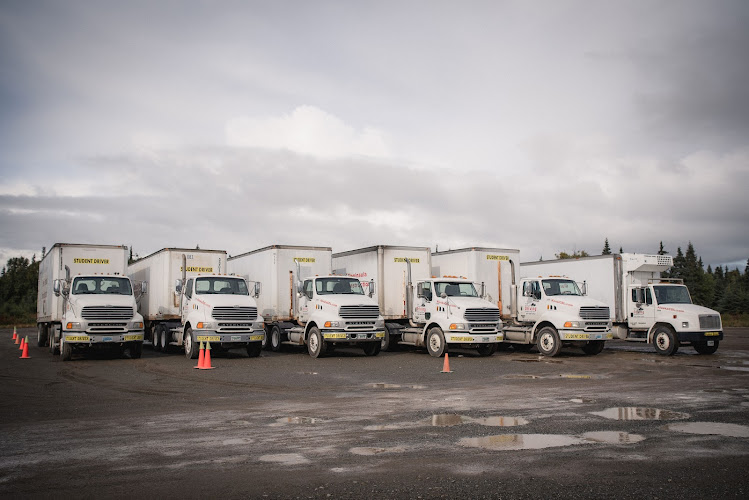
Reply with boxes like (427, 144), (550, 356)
(131, 322), (144, 329)
(324, 321), (340, 328)
(65, 322), (81, 330)
(564, 321), (580, 328)
(449, 323), (466, 330)
(253, 322), (264, 330)
(196, 322), (215, 329)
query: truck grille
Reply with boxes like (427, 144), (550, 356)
(81, 306), (133, 320)
(339, 305), (380, 319)
(699, 314), (721, 329)
(464, 308), (500, 322)
(579, 306), (610, 320)
(212, 307), (258, 321)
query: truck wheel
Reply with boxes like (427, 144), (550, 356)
(362, 341), (381, 356)
(184, 327), (199, 359)
(246, 342), (262, 358)
(159, 325), (170, 353)
(693, 340), (719, 355)
(477, 344), (496, 357)
(152, 326), (162, 352)
(582, 340), (605, 355)
(308, 327), (324, 358)
(60, 337), (72, 361)
(426, 327), (447, 357)
(270, 326), (283, 352)
(130, 342), (143, 359)
(37, 324), (48, 348)
(261, 328), (269, 350)
(537, 326), (561, 357)
(653, 326), (678, 356)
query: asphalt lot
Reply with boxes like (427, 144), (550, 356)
(1, 327), (748, 499)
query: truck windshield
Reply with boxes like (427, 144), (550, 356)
(72, 277), (133, 295)
(435, 282), (478, 297)
(195, 277), (249, 295)
(316, 278), (365, 295)
(653, 285), (692, 305)
(542, 279), (582, 296)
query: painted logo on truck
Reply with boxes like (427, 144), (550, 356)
(73, 258), (110, 264)
(486, 255), (509, 261)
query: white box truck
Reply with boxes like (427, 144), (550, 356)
(227, 245), (385, 358)
(36, 243), (146, 361)
(432, 247), (612, 357)
(332, 245), (503, 357)
(521, 253), (723, 355)
(128, 248), (265, 359)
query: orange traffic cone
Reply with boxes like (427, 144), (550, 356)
(20, 340), (30, 359)
(441, 353), (452, 373)
(19, 335), (25, 351)
(14, 332), (20, 345)
(200, 341), (215, 370)
(12, 326), (17, 341)
(194, 341), (205, 369)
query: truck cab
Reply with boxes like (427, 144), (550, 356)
(292, 275), (385, 358)
(55, 274), (145, 360)
(179, 275), (265, 358)
(508, 276), (612, 356)
(628, 279), (723, 355)
(401, 277), (503, 357)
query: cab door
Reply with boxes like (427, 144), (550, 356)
(298, 279), (313, 323)
(181, 278), (194, 324)
(628, 286), (655, 330)
(518, 280), (541, 323)
(413, 281), (432, 323)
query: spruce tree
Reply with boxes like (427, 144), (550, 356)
(602, 239), (611, 255)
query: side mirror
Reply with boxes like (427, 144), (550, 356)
(440, 292), (447, 299)
(53, 279), (61, 297)
(580, 281), (587, 296)
(480, 282), (486, 299)
(254, 282), (262, 298)
(175, 279), (182, 293)
(368, 279), (375, 298)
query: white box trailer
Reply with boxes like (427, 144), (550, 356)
(521, 254), (724, 355)
(432, 247), (612, 356)
(228, 245), (385, 358)
(36, 243), (145, 360)
(127, 248), (228, 352)
(333, 245), (503, 357)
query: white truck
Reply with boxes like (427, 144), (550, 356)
(432, 247), (612, 357)
(128, 248), (265, 359)
(227, 245), (385, 358)
(521, 253), (724, 355)
(36, 243), (146, 361)
(332, 245), (503, 357)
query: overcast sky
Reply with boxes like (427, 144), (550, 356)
(1, 0), (747, 271)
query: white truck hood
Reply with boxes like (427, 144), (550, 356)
(438, 296), (498, 312)
(193, 294), (257, 308)
(545, 295), (608, 312)
(68, 293), (135, 314)
(317, 293), (379, 308)
(657, 302), (718, 317)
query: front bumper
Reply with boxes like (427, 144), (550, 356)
(446, 333), (504, 344)
(194, 331), (264, 343)
(322, 330), (385, 342)
(63, 331), (144, 344)
(559, 330), (614, 341)
(677, 330), (724, 342)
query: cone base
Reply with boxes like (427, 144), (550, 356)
(198, 366), (216, 370)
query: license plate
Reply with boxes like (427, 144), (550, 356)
(324, 333), (346, 339)
(66, 336), (90, 342)
(375, 332), (385, 338)
(707, 341), (715, 346)
(231, 336), (241, 341)
(705, 331), (720, 336)
(356, 334), (367, 339)
(249, 335), (264, 341)
(452, 336), (474, 342)
(124, 335), (143, 341)
(197, 336), (221, 341)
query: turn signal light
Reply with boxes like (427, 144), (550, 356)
(197, 322), (204, 329)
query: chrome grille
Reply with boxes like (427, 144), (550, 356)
(579, 306), (610, 320)
(699, 315), (721, 329)
(212, 307), (257, 321)
(81, 306), (133, 320)
(464, 308), (500, 322)
(339, 305), (380, 319)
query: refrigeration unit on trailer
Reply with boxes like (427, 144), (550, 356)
(227, 245), (385, 358)
(432, 247), (612, 357)
(36, 243), (146, 361)
(521, 253), (723, 355)
(332, 245), (503, 357)
(128, 248), (265, 359)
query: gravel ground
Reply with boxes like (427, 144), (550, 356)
(1, 327), (748, 499)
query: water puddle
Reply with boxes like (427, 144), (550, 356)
(222, 438), (253, 446)
(368, 383), (426, 389)
(503, 374), (541, 379)
(350, 446), (408, 456)
(271, 417), (323, 426)
(666, 422), (749, 438)
(570, 398), (595, 404)
(258, 453), (310, 465)
(431, 414), (529, 427)
(459, 434), (586, 450)
(363, 422), (423, 431)
(581, 431), (645, 444)
(720, 366), (749, 372)
(560, 374), (609, 380)
(591, 407), (690, 421)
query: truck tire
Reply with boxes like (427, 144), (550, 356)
(693, 340), (719, 355)
(536, 326), (561, 357)
(246, 342), (262, 358)
(653, 326), (678, 356)
(158, 325), (170, 353)
(477, 343), (496, 357)
(37, 324), (48, 348)
(261, 328), (270, 350)
(184, 327), (199, 359)
(152, 326), (162, 352)
(426, 327), (447, 357)
(130, 342), (143, 359)
(60, 337), (72, 361)
(308, 327), (324, 358)
(362, 341), (381, 356)
(582, 340), (605, 355)
(270, 326), (283, 352)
